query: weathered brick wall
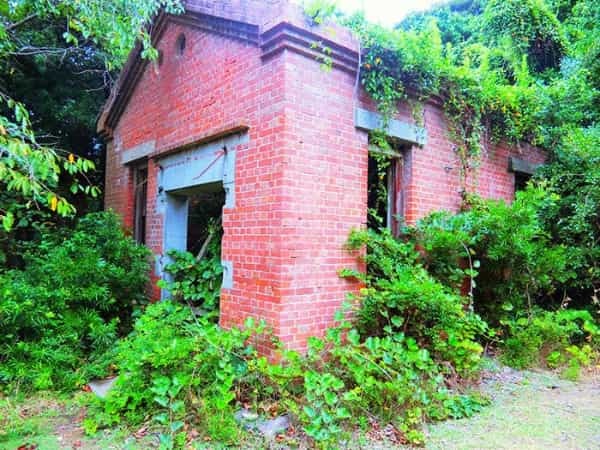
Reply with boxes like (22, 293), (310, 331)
(104, 18), (365, 353)
(103, 4), (545, 353)
(358, 95), (546, 224)
(274, 51), (367, 350)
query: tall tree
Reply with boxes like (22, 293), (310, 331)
(0, 0), (182, 232)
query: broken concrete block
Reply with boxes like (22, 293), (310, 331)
(234, 408), (290, 439)
(88, 376), (118, 398)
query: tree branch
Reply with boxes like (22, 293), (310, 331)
(6, 14), (38, 31)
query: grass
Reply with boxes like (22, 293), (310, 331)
(0, 391), (153, 450)
(1, 362), (599, 449)
(424, 365), (600, 449)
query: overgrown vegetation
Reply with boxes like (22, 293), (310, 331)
(411, 185), (574, 323)
(85, 299), (491, 447)
(343, 229), (486, 377)
(158, 220), (223, 313)
(0, 212), (150, 391)
(2, 0), (599, 447)
(407, 185), (599, 373)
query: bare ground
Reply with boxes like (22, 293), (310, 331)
(424, 366), (600, 450)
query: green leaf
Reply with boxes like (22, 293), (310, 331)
(153, 396), (169, 408)
(170, 420), (184, 432)
(2, 212), (14, 231)
(347, 328), (360, 345)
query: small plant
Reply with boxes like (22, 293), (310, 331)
(304, 0), (338, 25)
(561, 344), (595, 380)
(158, 230), (222, 312)
(151, 375), (187, 450)
(301, 371), (350, 443)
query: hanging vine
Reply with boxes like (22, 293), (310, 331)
(301, 1), (548, 199)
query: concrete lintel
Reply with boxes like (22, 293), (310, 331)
(354, 108), (427, 146)
(121, 140), (155, 165)
(158, 133), (247, 196)
(509, 157), (541, 175)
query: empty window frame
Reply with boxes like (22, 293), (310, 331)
(367, 143), (405, 235)
(509, 157), (540, 196)
(133, 163), (148, 244)
(514, 171), (531, 193)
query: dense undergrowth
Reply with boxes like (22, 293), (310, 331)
(0, 212), (151, 391)
(1, 0), (600, 448)
(84, 300), (489, 447)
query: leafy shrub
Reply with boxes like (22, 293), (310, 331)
(343, 228), (487, 377)
(538, 126), (600, 305)
(501, 308), (599, 373)
(158, 238), (222, 313)
(0, 212), (151, 390)
(411, 184), (574, 324)
(86, 301), (259, 445)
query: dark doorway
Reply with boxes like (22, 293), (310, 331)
(133, 164), (148, 244)
(186, 188), (226, 255)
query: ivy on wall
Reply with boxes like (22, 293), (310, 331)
(303, 0), (569, 195)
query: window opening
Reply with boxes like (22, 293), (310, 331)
(514, 171), (531, 193)
(176, 33), (186, 56)
(133, 164), (148, 244)
(367, 141), (404, 234)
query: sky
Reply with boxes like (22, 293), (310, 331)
(330, 0), (439, 27)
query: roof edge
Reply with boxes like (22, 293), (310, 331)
(97, 4), (360, 138)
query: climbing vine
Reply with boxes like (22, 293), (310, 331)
(302, 1), (555, 196)
(349, 14), (545, 194)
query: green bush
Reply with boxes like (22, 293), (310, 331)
(344, 228), (487, 377)
(501, 309), (599, 373)
(538, 126), (600, 305)
(411, 184), (575, 324)
(86, 301), (259, 445)
(0, 212), (151, 390)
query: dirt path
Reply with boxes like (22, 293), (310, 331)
(425, 367), (600, 450)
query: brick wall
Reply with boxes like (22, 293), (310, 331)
(274, 50), (367, 350)
(358, 95), (546, 224)
(103, 5), (545, 353)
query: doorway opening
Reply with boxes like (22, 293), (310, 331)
(186, 186), (226, 256)
(162, 183), (226, 313)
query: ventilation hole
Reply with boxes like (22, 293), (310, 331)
(176, 34), (186, 56)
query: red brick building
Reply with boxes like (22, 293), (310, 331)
(99, 0), (545, 351)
